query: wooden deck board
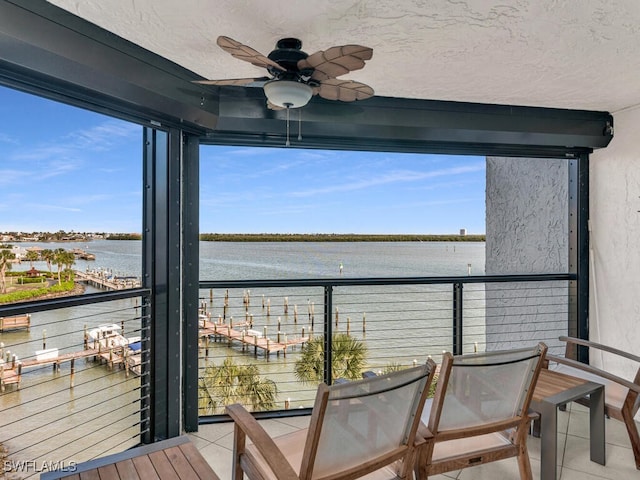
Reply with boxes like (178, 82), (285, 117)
(96, 463), (119, 480)
(40, 436), (220, 480)
(113, 459), (139, 479)
(178, 443), (219, 480)
(148, 450), (179, 480)
(78, 469), (100, 480)
(164, 446), (199, 480)
(131, 455), (160, 480)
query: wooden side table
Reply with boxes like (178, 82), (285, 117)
(530, 368), (605, 480)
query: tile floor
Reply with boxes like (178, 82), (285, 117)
(189, 403), (640, 479)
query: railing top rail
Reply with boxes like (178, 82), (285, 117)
(0, 287), (151, 317)
(199, 273), (575, 289)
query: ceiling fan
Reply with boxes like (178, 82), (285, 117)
(194, 36), (375, 110)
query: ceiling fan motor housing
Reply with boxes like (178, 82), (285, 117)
(267, 38), (312, 78)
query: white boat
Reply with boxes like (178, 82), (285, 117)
(87, 324), (141, 350)
(35, 348), (59, 361)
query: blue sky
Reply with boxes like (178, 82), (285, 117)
(1, 86), (486, 234)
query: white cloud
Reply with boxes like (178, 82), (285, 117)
(289, 163), (485, 197)
(0, 169), (31, 185)
(0, 133), (18, 144)
(67, 120), (139, 151)
(24, 202), (82, 212)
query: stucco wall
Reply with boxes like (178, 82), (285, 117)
(589, 106), (640, 379)
(485, 157), (568, 352)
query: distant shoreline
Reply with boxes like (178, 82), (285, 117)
(198, 233), (486, 242)
(4, 233), (486, 243)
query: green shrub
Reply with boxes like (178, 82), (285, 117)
(0, 281), (75, 304)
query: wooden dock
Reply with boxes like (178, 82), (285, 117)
(0, 344), (141, 391)
(75, 270), (141, 290)
(199, 319), (309, 358)
(0, 363), (21, 391)
(0, 314), (30, 332)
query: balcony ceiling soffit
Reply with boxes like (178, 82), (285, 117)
(46, 0), (640, 114)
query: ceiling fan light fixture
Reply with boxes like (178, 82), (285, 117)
(264, 80), (313, 108)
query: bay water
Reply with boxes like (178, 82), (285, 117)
(0, 240), (485, 473)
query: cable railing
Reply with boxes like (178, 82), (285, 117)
(0, 273), (575, 470)
(0, 289), (150, 479)
(197, 273), (575, 420)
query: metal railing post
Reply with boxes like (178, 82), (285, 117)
(324, 285), (333, 385)
(453, 282), (463, 355)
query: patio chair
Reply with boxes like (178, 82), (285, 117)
(545, 336), (640, 469)
(415, 343), (547, 480)
(226, 360), (437, 480)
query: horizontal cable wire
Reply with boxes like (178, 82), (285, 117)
(0, 295), (149, 472)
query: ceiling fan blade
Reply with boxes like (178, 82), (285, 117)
(192, 77), (269, 86)
(298, 45), (373, 81)
(217, 36), (285, 71)
(316, 79), (374, 102)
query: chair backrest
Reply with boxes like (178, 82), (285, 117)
(428, 343), (546, 435)
(301, 360), (436, 479)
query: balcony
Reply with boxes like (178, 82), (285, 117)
(1, 2), (638, 479)
(190, 409), (639, 479)
(2, 274), (638, 478)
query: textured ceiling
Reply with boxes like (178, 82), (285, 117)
(47, 0), (640, 113)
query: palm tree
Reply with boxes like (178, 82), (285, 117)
(198, 357), (278, 415)
(25, 250), (39, 268)
(41, 249), (55, 274)
(53, 248), (68, 284)
(61, 251), (76, 281)
(295, 333), (367, 384)
(0, 249), (16, 294)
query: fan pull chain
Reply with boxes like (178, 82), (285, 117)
(285, 105), (291, 147)
(298, 109), (302, 141)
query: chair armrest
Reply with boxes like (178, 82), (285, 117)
(560, 336), (640, 364)
(547, 353), (640, 394)
(431, 418), (524, 442)
(226, 404), (299, 480)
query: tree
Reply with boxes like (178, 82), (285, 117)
(295, 333), (367, 384)
(62, 251), (76, 281)
(41, 249), (55, 274)
(53, 248), (75, 283)
(0, 249), (16, 294)
(198, 357), (278, 415)
(25, 250), (39, 268)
